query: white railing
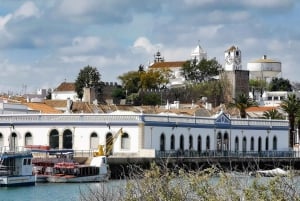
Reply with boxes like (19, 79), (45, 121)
(0, 113), (289, 128)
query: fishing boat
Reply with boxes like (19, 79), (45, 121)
(47, 155), (109, 183)
(0, 149), (36, 187)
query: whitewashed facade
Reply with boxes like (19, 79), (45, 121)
(0, 112), (290, 158)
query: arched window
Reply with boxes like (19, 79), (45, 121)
(265, 137), (269, 151)
(273, 136), (277, 150)
(223, 133), (229, 151)
(170, 135), (175, 150)
(49, 129), (59, 149)
(197, 135), (202, 152)
(0, 133), (4, 147)
(63, 129), (73, 149)
(258, 137), (262, 152)
(234, 136), (239, 152)
(25, 132), (33, 146)
(121, 133), (130, 149)
(242, 136), (247, 153)
(189, 135), (193, 150)
(206, 136), (210, 150)
(90, 132), (99, 150)
(217, 132), (222, 151)
(10, 132), (18, 151)
(160, 133), (165, 151)
(250, 137), (254, 151)
(180, 135), (184, 151)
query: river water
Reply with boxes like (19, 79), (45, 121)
(1, 176), (300, 201)
(0, 180), (125, 201)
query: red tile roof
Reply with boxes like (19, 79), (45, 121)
(149, 61), (185, 69)
(246, 106), (278, 112)
(54, 82), (75, 92)
(24, 102), (62, 114)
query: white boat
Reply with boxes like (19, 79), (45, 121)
(0, 150), (36, 187)
(250, 168), (288, 177)
(47, 155), (109, 183)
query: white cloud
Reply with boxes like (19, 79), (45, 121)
(60, 36), (101, 55)
(132, 37), (163, 54)
(14, 1), (41, 19)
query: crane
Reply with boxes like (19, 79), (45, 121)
(93, 128), (123, 157)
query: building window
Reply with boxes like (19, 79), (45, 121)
(273, 136), (277, 150)
(170, 135), (175, 150)
(258, 137), (262, 152)
(265, 137), (269, 151)
(223, 133), (229, 151)
(10, 132), (18, 151)
(0, 133), (3, 147)
(180, 135), (184, 151)
(63, 129), (73, 149)
(49, 129), (59, 149)
(197, 135), (202, 152)
(206, 136), (210, 150)
(242, 137), (247, 152)
(217, 132), (222, 151)
(160, 133), (165, 151)
(235, 136), (239, 152)
(90, 132), (99, 150)
(25, 132), (33, 146)
(250, 137), (254, 151)
(189, 135), (193, 150)
(121, 133), (130, 150)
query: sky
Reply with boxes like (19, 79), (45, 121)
(0, 0), (300, 94)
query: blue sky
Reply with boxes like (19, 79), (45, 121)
(0, 0), (300, 94)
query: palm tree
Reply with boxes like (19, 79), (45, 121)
(228, 93), (258, 118)
(263, 109), (284, 120)
(280, 93), (300, 147)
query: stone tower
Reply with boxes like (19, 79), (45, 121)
(221, 45), (249, 102)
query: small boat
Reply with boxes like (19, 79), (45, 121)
(250, 168), (288, 177)
(0, 150), (36, 187)
(31, 149), (74, 183)
(47, 155), (109, 183)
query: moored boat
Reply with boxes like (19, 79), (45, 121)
(31, 149), (74, 182)
(47, 155), (109, 183)
(250, 168), (288, 177)
(0, 149), (35, 187)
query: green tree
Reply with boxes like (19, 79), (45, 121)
(263, 109), (284, 119)
(268, 77), (292, 91)
(181, 58), (221, 83)
(280, 93), (300, 147)
(111, 87), (126, 104)
(75, 65), (102, 100)
(118, 71), (141, 94)
(228, 94), (258, 118)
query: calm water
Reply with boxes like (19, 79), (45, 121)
(1, 176), (300, 201)
(0, 180), (124, 201)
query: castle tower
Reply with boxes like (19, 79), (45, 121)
(221, 45), (249, 102)
(224, 46), (242, 71)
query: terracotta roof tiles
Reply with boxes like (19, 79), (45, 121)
(149, 61), (185, 69)
(54, 82), (75, 92)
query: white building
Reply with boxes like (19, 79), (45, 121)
(148, 44), (208, 88)
(51, 82), (78, 101)
(0, 111), (290, 158)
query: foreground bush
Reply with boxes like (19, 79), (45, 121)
(80, 163), (300, 201)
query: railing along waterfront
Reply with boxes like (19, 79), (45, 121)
(156, 150), (297, 158)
